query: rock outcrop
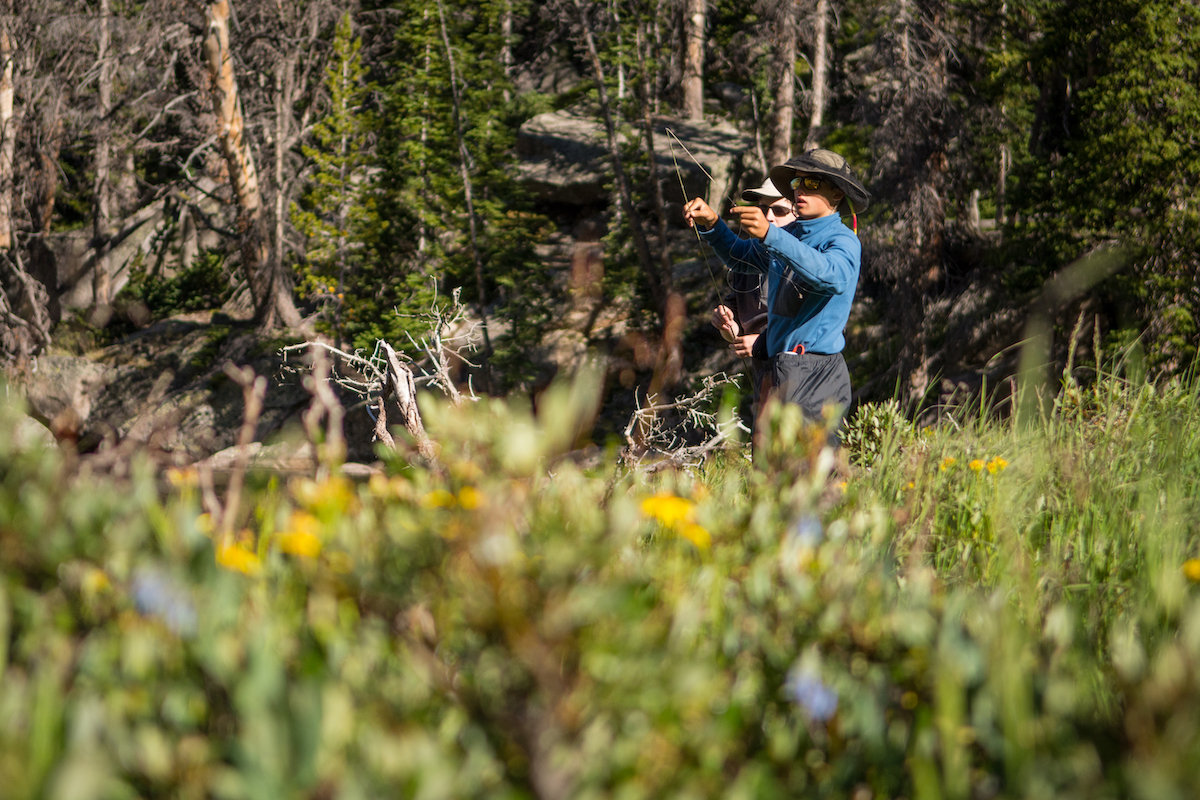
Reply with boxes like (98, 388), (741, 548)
(23, 354), (111, 435)
(516, 106), (757, 213)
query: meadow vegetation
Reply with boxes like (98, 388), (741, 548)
(3, 355), (1200, 799)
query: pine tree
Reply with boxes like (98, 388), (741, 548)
(1004, 0), (1200, 368)
(291, 12), (375, 342)
(356, 0), (553, 387)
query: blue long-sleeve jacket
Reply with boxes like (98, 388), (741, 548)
(698, 213), (860, 356)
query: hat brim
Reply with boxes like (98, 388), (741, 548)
(740, 177), (788, 203)
(769, 162), (871, 212)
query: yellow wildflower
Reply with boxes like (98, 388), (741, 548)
(641, 494), (710, 550)
(82, 566), (111, 595)
(421, 489), (458, 509)
(276, 511), (323, 558)
(292, 476), (355, 514)
(277, 531), (322, 558)
(939, 457), (956, 472)
(165, 467), (198, 488)
(216, 537), (262, 575)
(987, 457), (1009, 474)
(905, 481), (915, 491)
(640, 494), (695, 528)
(1184, 559), (1200, 583)
(457, 486), (483, 510)
(969, 459), (985, 472)
(678, 523), (712, 550)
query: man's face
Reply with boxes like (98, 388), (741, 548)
(791, 173), (844, 219)
(757, 198), (797, 227)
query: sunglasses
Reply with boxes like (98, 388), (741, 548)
(791, 175), (824, 192)
(759, 203), (795, 217)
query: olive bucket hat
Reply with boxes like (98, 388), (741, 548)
(769, 148), (871, 213)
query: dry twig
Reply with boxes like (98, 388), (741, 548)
(621, 372), (748, 472)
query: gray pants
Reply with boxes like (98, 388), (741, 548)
(768, 351), (851, 438)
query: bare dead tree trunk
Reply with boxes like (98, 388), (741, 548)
(203, 0), (301, 330)
(1, 248), (52, 361)
(611, 0), (626, 101)
(769, 0), (796, 165)
(997, 141), (1009, 227)
(501, 0), (513, 103)
(681, 0), (705, 119)
(274, 56), (291, 324)
(803, 0), (829, 150)
(91, 0), (112, 310)
(636, 21), (674, 299)
(751, 90), (768, 174)
(570, 0), (669, 317)
(0, 19), (13, 253)
(436, 0), (493, 391)
(335, 48), (351, 346)
(27, 99), (64, 323)
(375, 342), (437, 463)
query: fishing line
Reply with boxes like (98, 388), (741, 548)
(663, 127), (771, 288)
(665, 128), (769, 361)
(665, 128), (728, 304)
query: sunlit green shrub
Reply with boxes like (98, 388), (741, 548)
(3, 368), (1200, 798)
(842, 398), (915, 468)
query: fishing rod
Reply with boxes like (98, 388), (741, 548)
(664, 127), (765, 354)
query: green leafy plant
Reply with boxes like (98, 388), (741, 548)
(4, 363), (1200, 798)
(124, 249), (233, 320)
(842, 397), (914, 467)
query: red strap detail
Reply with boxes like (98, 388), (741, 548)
(791, 343), (806, 355)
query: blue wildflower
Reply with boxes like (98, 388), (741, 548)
(790, 514), (824, 548)
(786, 665), (838, 722)
(132, 569), (197, 637)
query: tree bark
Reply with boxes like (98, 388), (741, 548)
(637, 22), (674, 299)
(997, 142), (1009, 227)
(92, 0), (112, 309)
(375, 342), (437, 463)
(769, 0), (796, 165)
(202, 0), (300, 329)
(27, 100), (64, 323)
(273, 55), (292, 324)
(501, 0), (513, 103)
(803, 0), (829, 150)
(681, 0), (706, 119)
(0, 19), (13, 253)
(571, 0), (669, 317)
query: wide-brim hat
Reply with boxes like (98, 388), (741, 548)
(769, 148), (871, 212)
(740, 177), (789, 203)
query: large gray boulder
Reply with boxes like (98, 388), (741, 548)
(50, 177), (227, 316)
(23, 354), (111, 430)
(516, 107), (755, 213)
(12, 415), (57, 450)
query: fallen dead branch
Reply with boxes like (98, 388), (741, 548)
(280, 283), (480, 465)
(621, 372), (749, 473)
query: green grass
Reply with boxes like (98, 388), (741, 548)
(3, 363), (1200, 798)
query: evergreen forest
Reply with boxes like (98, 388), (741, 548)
(1, 0), (1198, 405)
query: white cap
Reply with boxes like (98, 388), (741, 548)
(740, 177), (788, 202)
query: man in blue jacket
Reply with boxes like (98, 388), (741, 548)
(684, 148), (870, 432)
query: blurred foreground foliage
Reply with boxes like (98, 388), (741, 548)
(4, 363), (1200, 799)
